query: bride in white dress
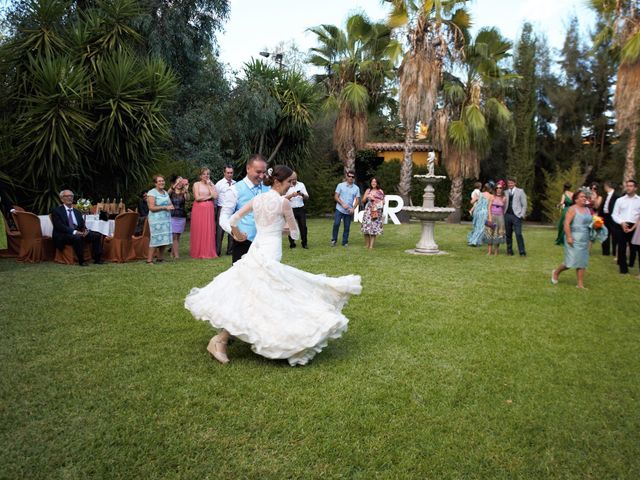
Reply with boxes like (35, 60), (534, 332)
(184, 165), (362, 366)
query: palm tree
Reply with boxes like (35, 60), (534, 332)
(385, 0), (471, 206)
(432, 28), (514, 222)
(308, 14), (401, 173)
(1, 0), (176, 212)
(589, 0), (640, 181)
(227, 59), (320, 170)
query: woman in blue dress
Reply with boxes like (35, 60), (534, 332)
(467, 183), (492, 246)
(551, 190), (591, 289)
(146, 174), (173, 264)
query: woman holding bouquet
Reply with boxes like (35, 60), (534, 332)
(361, 178), (385, 250)
(551, 190), (592, 288)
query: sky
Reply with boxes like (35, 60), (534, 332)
(217, 0), (596, 73)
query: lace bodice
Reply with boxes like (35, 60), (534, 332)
(230, 190), (299, 262)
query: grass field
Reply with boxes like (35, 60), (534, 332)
(1, 219), (639, 479)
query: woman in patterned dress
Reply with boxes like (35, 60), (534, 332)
(361, 178), (385, 249)
(169, 175), (189, 259)
(485, 182), (506, 255)
(467, 183), (492, 246)
(146, 174), (173, 264)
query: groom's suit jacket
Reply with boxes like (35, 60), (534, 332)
(51, 205), (87, 248)
(504, 187), (527, 219)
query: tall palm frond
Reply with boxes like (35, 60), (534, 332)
(308, 14), (400, 172)
(589, 0), (640, 180)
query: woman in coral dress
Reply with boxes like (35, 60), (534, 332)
(190, 168), (217, 259)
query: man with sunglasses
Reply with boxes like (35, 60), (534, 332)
(332, 170), (360, 247)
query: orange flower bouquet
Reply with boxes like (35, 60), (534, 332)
(590, 215), (607, 242)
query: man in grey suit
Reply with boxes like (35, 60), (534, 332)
(504, 177), (527, 256)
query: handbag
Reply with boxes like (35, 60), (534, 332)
(370, 208), (380, 219)
(484, 220), (496, 229)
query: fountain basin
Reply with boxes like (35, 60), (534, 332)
(402, 206), (455, 222)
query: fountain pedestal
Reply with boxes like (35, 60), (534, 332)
(402, 175), (455, 255)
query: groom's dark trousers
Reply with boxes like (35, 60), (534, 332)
(231, 240), (251, 264)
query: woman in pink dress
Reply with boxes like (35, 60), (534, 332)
(190, 168), (218, 259)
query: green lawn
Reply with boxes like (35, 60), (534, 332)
(1, 219), (639, 479)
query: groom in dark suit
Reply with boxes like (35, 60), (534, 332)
(51, 189), (104, 266)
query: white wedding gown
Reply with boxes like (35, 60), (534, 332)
(184, 190), (362, 366)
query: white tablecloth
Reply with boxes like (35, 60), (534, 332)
(84, 215), (115, 236)
(38, 214), (115, 237)
(38, 216), (53, 237)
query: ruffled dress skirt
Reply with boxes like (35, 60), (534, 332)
(185, 243), (362, 366)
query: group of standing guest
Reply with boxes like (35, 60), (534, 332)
(552, 179), (640, 287)
(143, 166), (229, 263)
(467, 177), (527, 256)
(142, 162), (314, 263)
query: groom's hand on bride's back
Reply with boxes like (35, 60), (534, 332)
(232, 230), (248, 242)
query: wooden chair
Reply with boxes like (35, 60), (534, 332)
(128, 217), (150, 260)
(103, 212), (138, 263)
(50, 214), (92, 265)
(12, 211), (54, 263)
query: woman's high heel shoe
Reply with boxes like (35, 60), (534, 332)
(207, 335), (229, 364)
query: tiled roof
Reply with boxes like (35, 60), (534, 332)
(365, 142), (434, 152)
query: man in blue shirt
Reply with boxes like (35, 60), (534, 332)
(332, 170), (361, 247)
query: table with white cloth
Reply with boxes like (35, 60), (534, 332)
(38, 214), (115, 237)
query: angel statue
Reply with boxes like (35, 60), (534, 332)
(427, 151), (436, 176)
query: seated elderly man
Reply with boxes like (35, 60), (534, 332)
(51, 189), (104, 266)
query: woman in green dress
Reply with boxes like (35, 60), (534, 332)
(551, 190), (591, 289)
(555, 182), (574, 245)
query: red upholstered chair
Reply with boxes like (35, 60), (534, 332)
(128, 217), (150, 261)
(50, 214), (92, 265)
(103, 212), (138, 263)
(12, 211), (54, 263)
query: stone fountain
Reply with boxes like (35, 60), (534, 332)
(402, 171), (455, 255)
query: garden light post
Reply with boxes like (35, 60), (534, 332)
(259, 51), (284, 70)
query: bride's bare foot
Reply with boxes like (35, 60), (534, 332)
(207, 335), (229, 364)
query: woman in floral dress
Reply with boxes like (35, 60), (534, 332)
(146, 174), (173, 263)
(361, 178), (385, 249)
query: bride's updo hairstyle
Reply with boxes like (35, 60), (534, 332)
(263, 165), (293, 187)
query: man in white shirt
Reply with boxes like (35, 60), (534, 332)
(611, 179), (640, 274)
(285, 172), (309, 249)
(598, 180), (619, 257)
(214, 165), (236, 256)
